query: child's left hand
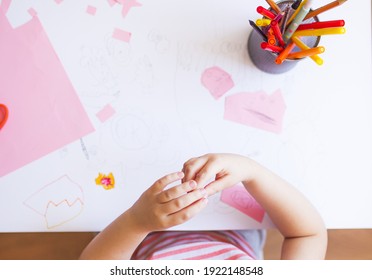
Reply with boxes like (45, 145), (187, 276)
(127, 171), (208, 233)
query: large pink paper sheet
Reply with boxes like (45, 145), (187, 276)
(224, 90), (286, 134)
(0, 1), (94, 177)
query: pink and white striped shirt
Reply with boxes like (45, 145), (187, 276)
(131, 231), (259, 260)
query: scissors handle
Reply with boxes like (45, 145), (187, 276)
(0, 104), (9, 130)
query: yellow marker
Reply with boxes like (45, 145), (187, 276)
(294, 27), (346, 36)
(256, 18), (271, 27)
(286, 46), (325, 59)
(291, 36), (323, 65)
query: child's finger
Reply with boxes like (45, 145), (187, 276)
(167, 197), (209, 226)
(182, 156), (208, 183)
(163, 188), (208, 214)
(157, 180), (198, 203)
(151, 171), (184, 192)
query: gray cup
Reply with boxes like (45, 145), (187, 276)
(247, 0), (320, 74)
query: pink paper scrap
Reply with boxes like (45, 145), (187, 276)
(86, 5), (97, 16)
(112, 28), (132, 43)
(0, 3), (94, 177)
(107, 0), (117, 7)
(220, 184), (265, 223)
(201, 66), (234, 100)
(96, 104), (116, 123)
(28, 8), (37, 17)
(224, 90), (286, 134)
(116, 0), (142, 18)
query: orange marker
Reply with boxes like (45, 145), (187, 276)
(286, 46), (325, 59)
(265, 0), (282, 14)
(291, 36), (324, 65)
(304, 0), (348, 20)
(275, 42), (296, 64)
(267, 28), (277, 45)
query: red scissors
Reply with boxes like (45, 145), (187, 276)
(0, 104), (9, 130)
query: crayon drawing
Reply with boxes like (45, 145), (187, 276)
(23, 176), (84, 229)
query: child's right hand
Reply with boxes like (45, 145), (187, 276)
(127, 171), (208, 233)
(182, 153), (257, 196)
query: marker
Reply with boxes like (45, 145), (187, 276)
(265, 0), (282, 14)
(286, 46), (325, 59)
(0, 104), (9, 130)
(291, 36), (323, 65)
(270, 20), (285, 47)
(283, 0), (313, 42)
(256, 18), (271, 27)
(267, 28), (277, 45)
(296, 20), (345, 31)
(257, 6), (276, 20)
(275, 42), (296, 64)
(261, 42), (284, 53)
(304, 0), (348, 20)
(294, 27), (346, 36)
(286, 0), (308, 28)
(280, 4), (291, 33)
(291, 0), (303, 10)
(249, 20), (268, 41)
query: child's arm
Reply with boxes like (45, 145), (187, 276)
(79, 172), (208, 260)
(182, 153), (327, 259)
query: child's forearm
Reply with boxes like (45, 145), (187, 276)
(242, 160), (327, 259)
(79, 211), (148, 260)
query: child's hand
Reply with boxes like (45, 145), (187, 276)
(128, 172), (208, 233)
(182, 153), (257, 196)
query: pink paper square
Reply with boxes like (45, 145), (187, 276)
(86, 5), (97, 16)
(96, 104), (116, 123)
(201, 66), (234, 100)
(112, 28), (132, 43)
(220, 184), (265, 223)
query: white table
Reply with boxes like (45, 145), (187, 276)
(0, 0), (371, 232)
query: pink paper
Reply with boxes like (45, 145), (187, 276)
(86, 5), (97, 16)
(54, 0), (63, 4)
(224, 90), (286, 134)
(116, 0), (142, 18)
(27, 8), (37, 17)
(107, 0), (117, 7)
(201, 66), (234, 100)
(0, 1), (94, 177)
(96, 104), (116, 123)
(220, 184), (265, 223)
(112, 28), (132, 43)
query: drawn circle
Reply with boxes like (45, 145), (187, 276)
(113, 114), (152, 150)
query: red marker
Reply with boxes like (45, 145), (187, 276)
(261, 42), (284, 53)
(296, 19), (345, 31)
(270, 20), (285, 47)
(256, 6), (276, 20)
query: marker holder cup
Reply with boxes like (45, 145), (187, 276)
(247, 0), (320, 74)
